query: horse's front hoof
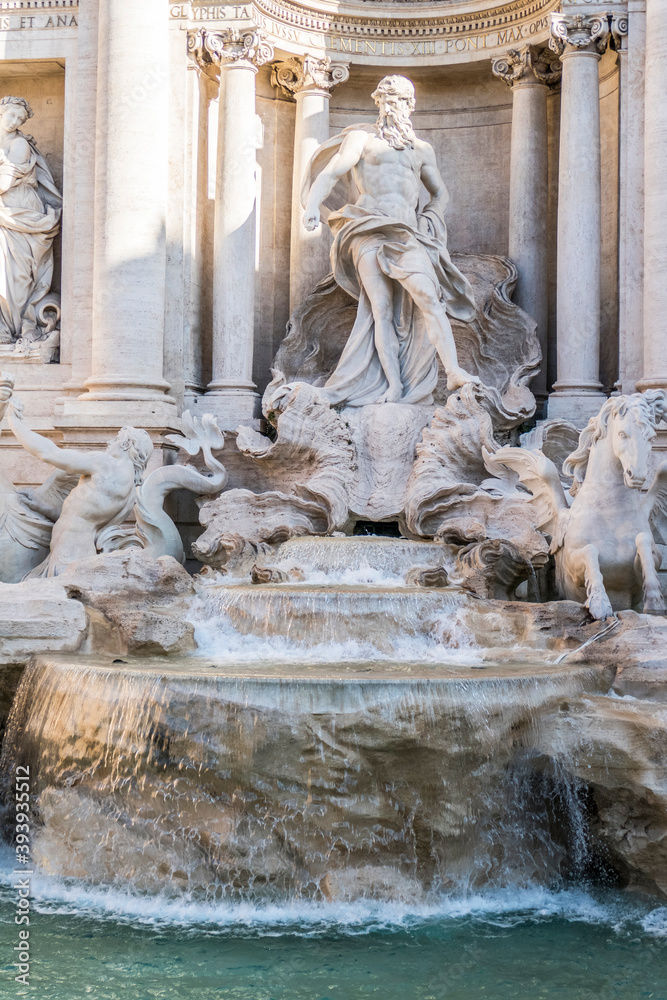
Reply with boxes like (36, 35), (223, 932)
(587, 595), (614, 621)
(642, 591), (666, 616)
(642, 604), (667, 616)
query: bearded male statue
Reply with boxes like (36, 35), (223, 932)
(302, 74), (479, 407)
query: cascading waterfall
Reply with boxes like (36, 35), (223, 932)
(0, 649), (615, 903)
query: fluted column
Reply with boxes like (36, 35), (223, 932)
(492, 45), (560, 408)
(617, 6), (644, 393)
(637, 0), (667, 391)
(273, 56), (349, 313)
(78, 0), (174, 418)
(547, 13), (610, 422)
(189, 29), (274, 429)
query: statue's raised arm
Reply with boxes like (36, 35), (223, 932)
(300, 74), (479, 406)
(8, 401), (153, 578)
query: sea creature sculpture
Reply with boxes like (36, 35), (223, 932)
(0, 372), (76, 581)
(135, 411), (227, 562)
(485, 392), (667, 619)
(98, 410), (227, 564)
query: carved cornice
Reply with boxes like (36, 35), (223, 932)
(271, 54), (349, 96)
(549, 12), (610, 55)
(0, 1), (77, 7)
(172, 0), (562, 57)
(188, 27), (275, 71)
(491, 42), (561, 87)
(252, 0), (556, 34)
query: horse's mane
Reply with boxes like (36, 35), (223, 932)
(562, 394), (662, 496)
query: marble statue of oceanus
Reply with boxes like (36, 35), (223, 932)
(301, 74), (479, 406)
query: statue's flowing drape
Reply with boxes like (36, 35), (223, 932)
(0, 132), (61, 343)
(301, 126), (476, 407)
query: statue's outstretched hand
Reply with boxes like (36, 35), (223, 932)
(9, 397), (24, 421)
(303, 209), (321, 232)
(0, 371), (14, 403)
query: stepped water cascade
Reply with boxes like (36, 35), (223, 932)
(3, 534), (667, 998)
(0, 539), (655, 903)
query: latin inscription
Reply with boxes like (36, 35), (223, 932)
(0, 14), (77, 30)
(326, 15), (551, 56)
(170, 5), (552, 57)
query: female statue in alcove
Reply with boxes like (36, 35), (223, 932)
(0, 96), (61, 348)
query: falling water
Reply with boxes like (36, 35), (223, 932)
(0, 651), (615, 904)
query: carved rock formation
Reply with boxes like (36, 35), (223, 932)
(194, 381), (356, 569)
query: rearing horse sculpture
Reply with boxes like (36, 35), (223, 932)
(485, 391), (667, 620)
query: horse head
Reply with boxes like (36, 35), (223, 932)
(609, 397), (656, 487)
(563, 392), (666, 494)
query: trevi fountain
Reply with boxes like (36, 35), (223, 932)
(0, 1), (666, 997)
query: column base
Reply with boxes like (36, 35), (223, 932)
(547, 387), (607, 424)
(58, 375), (179, 424)
(634, 378), (667, 392)
(55, 396), (178, 426)
(196, 385), (261, 432)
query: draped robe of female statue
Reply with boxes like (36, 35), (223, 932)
(0, 132), (61, 344)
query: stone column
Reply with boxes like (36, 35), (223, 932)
(547, 13), (610, 422)
(617, 6), (644, 393)
(637, 0), (667, 391)
(273, 56), (349, 313)
(492, 46), (560, 409)
(189, 28), (274, 429)
(78, 0), (175, 419)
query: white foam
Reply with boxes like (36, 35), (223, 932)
(0, 847), (662, 940)
(188, 603), (482, 665)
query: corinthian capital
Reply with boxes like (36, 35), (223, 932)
(188, 28), (274, 71)
(492, 44), (561, 88)
(550, 13), (610, 55)
(271, 55), (350, 98)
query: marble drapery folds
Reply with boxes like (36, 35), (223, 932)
(0, 132), (61, 344)
(301, 126), (475, 407)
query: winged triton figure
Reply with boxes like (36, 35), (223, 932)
(485, 392), (667, 620)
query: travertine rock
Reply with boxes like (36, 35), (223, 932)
(87, 602), (195, 656)
(195, 381), (355, 568)
(59, 550), (194, 600)
(0, 580), (87, 661)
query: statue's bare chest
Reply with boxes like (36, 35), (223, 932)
(361, 137), (421, 172)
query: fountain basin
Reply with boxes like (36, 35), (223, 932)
(2, 653), (615, 901)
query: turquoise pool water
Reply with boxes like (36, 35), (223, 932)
(1, 863), (666, 1000)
